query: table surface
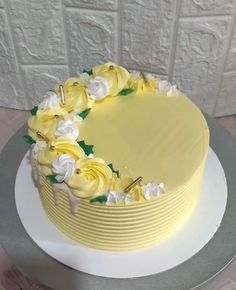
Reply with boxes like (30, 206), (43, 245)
(0, 116), (236, 290)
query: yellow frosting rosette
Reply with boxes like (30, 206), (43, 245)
(37, 137), (85, 176)
(28, 91), (68, 141)
(28, 115), (59, 141)
(128, 72), (157, 93)
(55, 78), (94, 113)
(91, 62), (130, 97)
(67, 156), (112, 199)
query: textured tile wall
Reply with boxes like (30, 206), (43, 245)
(0, 0), (235, 116)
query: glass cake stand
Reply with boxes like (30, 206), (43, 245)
(0, 116), (236, 290)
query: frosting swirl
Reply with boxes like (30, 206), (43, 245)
(55, 78), (94, 113)
(52, 154), (76, 183)
(37, 137), (85, 176)
(55, 120), (79, 140)
(38, 91), (60, 110)
(87, 76), (110, 100)
(68, 156), (112, 198)
(28, 115), (60, 141)
(92, 62), (130, 96)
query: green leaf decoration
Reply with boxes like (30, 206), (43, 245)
(78, 140), (94, 156)
(30, 106), (38, 116)
(82, 69), (93, 76)
(24, 135), (36, 144)
(118, 88), (135, 96)
(78, 108), (91, 119)
(90, 195), (107, 204)
(108, 163), (120, 178)
(47, 175), (59, 184)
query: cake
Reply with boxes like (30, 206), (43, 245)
(25, 62), (209, 251)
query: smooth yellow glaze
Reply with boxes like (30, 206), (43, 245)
(79, 91), (209, 192)
(37, 89), (209, 251)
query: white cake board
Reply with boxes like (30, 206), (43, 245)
(15, 148), (227, 279)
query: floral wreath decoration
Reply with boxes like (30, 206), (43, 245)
(25, 62), (179, 207)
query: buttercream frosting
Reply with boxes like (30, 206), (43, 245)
(55, 120), (79, 140)
(52, 154), (76, 183)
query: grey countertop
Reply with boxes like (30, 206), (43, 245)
(0, 116), (236, 290)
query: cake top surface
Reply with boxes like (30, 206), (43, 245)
(26, 62), (209, 206)
(79, 90), (209, 192)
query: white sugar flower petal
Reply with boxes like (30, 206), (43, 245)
(55, 120), (79, 140)
(52, 154), (76, 183)
(87, 76), (110, 100)
(38, 91), (60, 109)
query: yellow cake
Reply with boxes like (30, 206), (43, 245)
(26, 62), (209, 251)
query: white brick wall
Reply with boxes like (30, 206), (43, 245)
(0, 0), (235, 117)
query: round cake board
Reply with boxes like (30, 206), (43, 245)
(15, 148), (227, 279)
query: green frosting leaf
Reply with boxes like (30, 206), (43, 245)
(90, 195), (107, 204)
(82, 69), (93, 76)
(108, 163), (120, 178)
(47, 175), (59, 184)
(118, 88), (135, 96)
(30, 106), (38, 116)
(24, 135), (36, 144)
(78, 108), (91, 119)
(78, 140), (94, 156)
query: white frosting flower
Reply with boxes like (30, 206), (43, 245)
(55, 120), (79, 140)
(38, 91), (60, 109)
(87, 76), (110, 100)
(52, 154), (76, 183)
(106, 191), (126, 204)
(167, 85), (179, 96)
(158, 80), (172, 93)
(158, 80), (179, 96)
(143, 182), (165, 200)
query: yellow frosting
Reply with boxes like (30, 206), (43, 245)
(68, 156), (112, 198)
(39, 158), (204, 250)
(37, 137), (85, 175)
(92, 62), (130, 96)
(55, 78), (94, 113)
(28, 108), (67, 141)
(79, 91), (209, 193)
(128, 73), (157, 93)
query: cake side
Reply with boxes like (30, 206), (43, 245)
(38, 155), (206, 250)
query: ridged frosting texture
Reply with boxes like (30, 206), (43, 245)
(38, 157), (205, 250)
